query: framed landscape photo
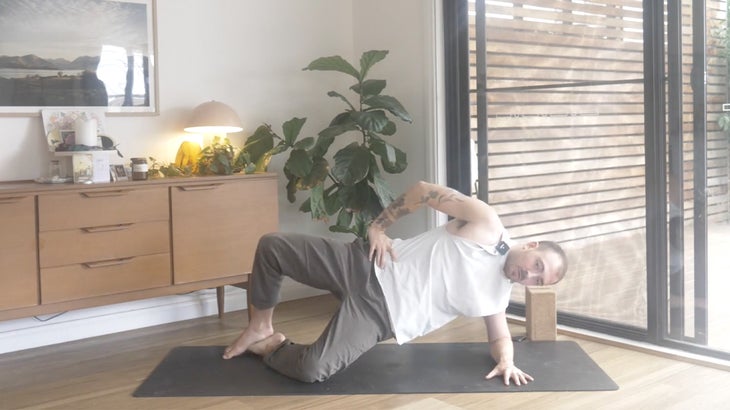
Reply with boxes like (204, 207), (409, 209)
(0, 0), (158, 116)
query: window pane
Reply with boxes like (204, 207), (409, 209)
(472, 0), (647, 328)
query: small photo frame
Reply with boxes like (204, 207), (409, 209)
(59, 130), (76, 146)
(72, 154), (93, 184)
(111, 164), (129, 182)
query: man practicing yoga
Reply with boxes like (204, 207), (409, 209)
(223, 181), (568, 385)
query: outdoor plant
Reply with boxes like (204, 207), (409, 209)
(252, 50), (412, 238)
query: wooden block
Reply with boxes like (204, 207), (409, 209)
(525, 286), (557, 341)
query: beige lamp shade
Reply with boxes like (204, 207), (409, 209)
(184, 100), (243, 134)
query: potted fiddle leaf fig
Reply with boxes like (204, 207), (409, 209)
(255, 50), (411, 238)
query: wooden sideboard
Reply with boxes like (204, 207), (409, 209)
(0, 173), (278, 322)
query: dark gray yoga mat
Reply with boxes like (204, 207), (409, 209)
(133, 341), (617, 397)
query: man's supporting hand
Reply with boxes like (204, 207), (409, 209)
(485, 360), (534, 386)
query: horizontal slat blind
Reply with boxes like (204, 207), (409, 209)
(470, 0), (729, 327)
(471, 0), (729, 247)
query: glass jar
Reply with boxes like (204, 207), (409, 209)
(48, 160), (61, 179)
(131, 157), (149, 181)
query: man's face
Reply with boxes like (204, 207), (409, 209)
(503, 242), (562, 286)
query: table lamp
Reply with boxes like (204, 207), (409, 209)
(184, 100), (243, 140)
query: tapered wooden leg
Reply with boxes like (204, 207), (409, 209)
(216, 277), (251, 320)
(216, 286), (225, 318)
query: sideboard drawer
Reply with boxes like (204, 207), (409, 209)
(0, 194), (38, 310)
(41, 253), (171, 304)
(38, 187), (169, 231)
(39, 220), (170, 268)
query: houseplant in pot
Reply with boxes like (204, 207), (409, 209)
(255, 50), (411, 238)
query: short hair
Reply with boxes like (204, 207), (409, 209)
(537, 241), (568, 283)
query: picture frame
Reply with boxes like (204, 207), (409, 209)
(0, 0), (159, 117)
(111, 164), (129, 182)
(59, 130), (77, 147)
(72, 153), (94, 184)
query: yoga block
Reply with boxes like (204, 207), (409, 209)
(526, 287), (557, 341)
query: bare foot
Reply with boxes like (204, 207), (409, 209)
(222, 327), (273, 360)
(248, 332), (286, 356)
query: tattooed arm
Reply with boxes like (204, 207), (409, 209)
(367, 181), (498, 267)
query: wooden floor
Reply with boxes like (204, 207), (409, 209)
(1, 295), (730, 410)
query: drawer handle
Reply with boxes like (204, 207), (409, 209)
(82, 257), (134, 269)
(177, 183), (223, 192)
(81, 190), (129, 198)
(81, 223), (134, 233)
(0, 196), (26, 204)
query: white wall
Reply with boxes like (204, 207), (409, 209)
(353, 0), (445, 238)
(0, 0), (440, 353)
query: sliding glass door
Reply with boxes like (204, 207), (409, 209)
(445, 0), (730, 358)
(658, 0), (730, 354)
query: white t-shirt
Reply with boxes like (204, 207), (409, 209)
(374, 224), (513, 344)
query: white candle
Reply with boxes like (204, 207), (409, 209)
(74, 118), (98, 147)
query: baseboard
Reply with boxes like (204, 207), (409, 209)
(0, 282), (326, 355)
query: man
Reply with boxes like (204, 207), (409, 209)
(222, 181), (568, 385)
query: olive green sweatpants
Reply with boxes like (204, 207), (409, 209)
(248, 232), (395, 383)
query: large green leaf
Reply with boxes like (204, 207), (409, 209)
(351, 79), (386, 97)
(336, 208), (353, 228)
(332, 143), (371, 185)
(271, 141), (290, 155)
(338, 180), (375, 211)
(352, 211), (375, 239)
(304, 55), (360, 80)
(361, 193), (385, 221)
(372, 170), (396, 208)
(330, 112), (353, 126)
(363, 95), (412, 123)
(327, 91), (355, 110)
(324, 187), (342, 215)
(351, 110), (389, 133)
(370, 139), (408, 174)
(329, 224), (358, 235)
(286, 176), (299, 203)
(293, 136), (314, 150)
(284, 148), (313, 178)
(359, 50), (389, 80)
(379, 121), (396, 136)
(309, 183), (328, 221)
(310, 133), (336, 158)
(319, 122), (358, 139)
(282, 117), (307, 145)
(312, 124), (358, 155)
(244, 125), (274, 164)
(299, 157), (329, 189)
(345, 182), (383, 226)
